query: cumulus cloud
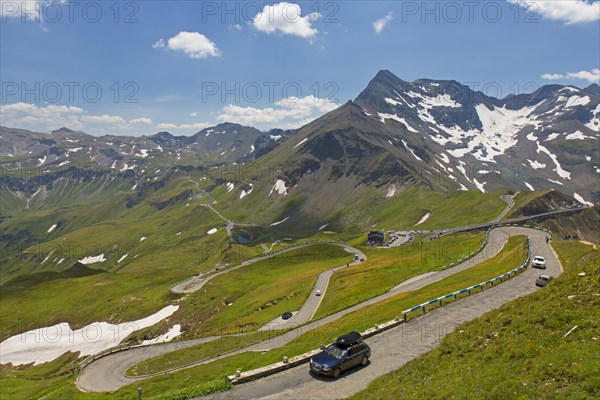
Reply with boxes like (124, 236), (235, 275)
(253, 2), (320, 40)
(154, 31), (220, 58)
(82, 114), (126, 124)
(541, 68), (600, 83)
(217, 95), (338, 127)
(130, 117), (153, 125)
(0, 102), (154, 134)
(507, 0), (600, 25)
(156, 122), (211, 131)
(373, 12), (393, 33)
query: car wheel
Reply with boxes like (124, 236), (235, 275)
(361, 356), (369, 366)
(333, 368), (341, 378)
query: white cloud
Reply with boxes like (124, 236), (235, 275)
(217, 95), (338, 127)
(130, 117), (153, 125)
(156, 122), (211, 131)
(253, 2), (320, 40)
(155, 31), (221, 59)
(82, 114), (126, 124)
(541, 68), (600, 84)
(189, 112), (198, 117)
(373, 12), (394, 33)
(1, 102), (86, 129)
(507, 0), (600, 25)
(0, 102), (155, 134)
(152, 38), (165, 49)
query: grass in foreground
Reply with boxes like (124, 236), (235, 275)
(348, 240), (600, 400)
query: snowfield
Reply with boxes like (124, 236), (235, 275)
(0, 305), (179, 366)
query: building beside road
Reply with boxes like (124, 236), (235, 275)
(367, 231), (384, 246)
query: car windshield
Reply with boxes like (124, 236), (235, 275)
(325, 345), (346, 359)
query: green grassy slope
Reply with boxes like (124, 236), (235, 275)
(349, 240), (600, 400)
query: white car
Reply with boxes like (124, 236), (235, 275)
(532, 256), (546, 269)
(315, 290), (322, 296)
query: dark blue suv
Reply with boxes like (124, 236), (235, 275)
(309, 332), (371, 378)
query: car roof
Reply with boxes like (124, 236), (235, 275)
(534, 256), (545, 259)
(336, 331), (362, 345)
(538, 274), (551, 279)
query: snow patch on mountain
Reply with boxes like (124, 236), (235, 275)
(565, 95), (590, 108)
(536, 142), (571, 179)
(573, 193), (593, 207)
(566, 131), (594, 140)
(415, 212), (430, 225)
(473, 178), (486, 193)
(386, 184), (396, 198)
(547, 179), (563, 186)
(78, 254), (106, 265)
(378, 113), (419, 132)
(269, 179), (288, 196)
(401, 139), (423, 161)
(0, 305), (179, 366)
(226, 182), (235, 192)
(270, 217), (289, 226)
(527, 159), (546, 169)
(142, 324), (181, 345)
(586, 104), (600, 130)
(436, 153), (450, 163)
(524, 182), (534, 191)
(293, 138), (308, 149)
(240, 184), (253, 199)
(47, 224), (57, 233)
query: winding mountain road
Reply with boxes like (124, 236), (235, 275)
(77, 226), (556, 394)
(200, 227), (561, 399)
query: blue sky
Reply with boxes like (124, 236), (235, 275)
(1, 0), (599, 136)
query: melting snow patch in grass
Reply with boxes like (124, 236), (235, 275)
(240, 184), (253, 199)
(415, 212), (431, 226)
(117, 254), (129, 263)
(270, 217), (289, 226)
(78, 254), (106, 265)
(0, 305), (179, 366)
(142, 324), (182, 345)
(386, 184), (396, 198)
(207, 228), (217, 235)
(269, 179), (288, 196)
(226, 182), (235, 192)
(140, 237), (147, 242)
(47, 224), (58, 233)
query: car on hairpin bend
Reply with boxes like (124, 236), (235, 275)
(309, 331), (371, 378)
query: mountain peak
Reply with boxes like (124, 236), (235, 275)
(584, 83), (600, 96)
